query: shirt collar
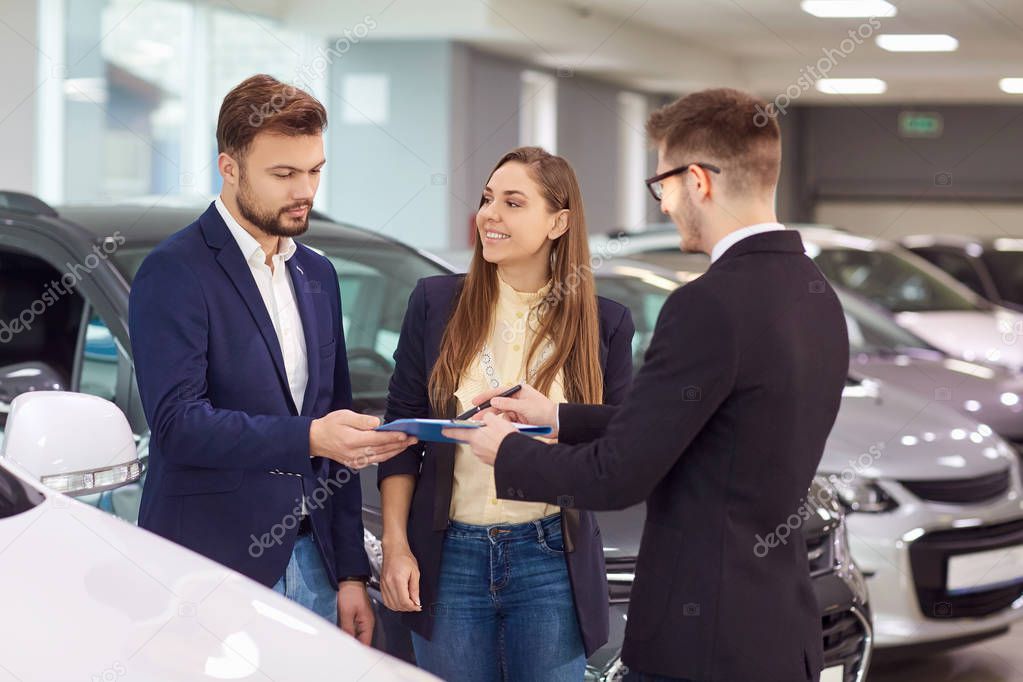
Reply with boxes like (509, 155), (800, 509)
(710, 222), (786, 263)
(496, 273), (553, 308)
(215, 196), (297, 267)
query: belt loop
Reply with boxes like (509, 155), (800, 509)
(533, 518), (544, 543)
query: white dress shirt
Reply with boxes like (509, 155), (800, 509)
(215, 196), (309, 414)
(710, 222), (786, 263)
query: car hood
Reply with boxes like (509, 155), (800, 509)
(821, 378), (1015, 482)
(0, 463), (436, 681)
(894, 309), (1023, 372)
(850, 350), (1023, 441)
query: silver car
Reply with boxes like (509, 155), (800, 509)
(593, 225), (1023, 373)
(582, 253), (1023, 654)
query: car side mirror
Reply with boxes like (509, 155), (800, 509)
(0, 362), (66, 424)
(0, 391), (142, 496)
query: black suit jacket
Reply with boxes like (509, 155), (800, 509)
(378, 274), (635, 657)
(495, 231), (849, 681)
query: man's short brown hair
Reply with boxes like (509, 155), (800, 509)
(646, 88), (781, 195)
(216, 74), (327, 159)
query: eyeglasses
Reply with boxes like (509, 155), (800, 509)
(645, 163), (722, 201)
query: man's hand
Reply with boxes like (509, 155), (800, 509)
(337, 581), (374, 645)
(471, 383), (559, 439)
(310, 410), (417, 470)
(443, 412), (518, 466)
(380, 543), (422, 612)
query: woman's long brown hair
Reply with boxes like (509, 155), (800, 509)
(428, 146), (604, 415)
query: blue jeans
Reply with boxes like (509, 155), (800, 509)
(272, 532), (337, 625)
(411, 514), (586, 681)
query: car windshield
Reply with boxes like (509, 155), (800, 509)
(812, 247), (984, 313)
(837, 289), (937, 355)
(980, 249), (1023, 306)
(111, 237), (449, 406)
(594, 270), (679, 367)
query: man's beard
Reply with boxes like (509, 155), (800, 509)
(678, 192), (703, 253)
(236, 174), (312, 238)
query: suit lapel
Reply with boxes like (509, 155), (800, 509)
(287, 254), (320, 417)
(201, 205), (296, 414)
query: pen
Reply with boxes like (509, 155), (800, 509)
(454, 384), (522, 420)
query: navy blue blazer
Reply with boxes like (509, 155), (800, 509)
(129, 202), (370, 587)
(377, 274), (635, 657)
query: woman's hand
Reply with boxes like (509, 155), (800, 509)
(381, 542), (422, 612)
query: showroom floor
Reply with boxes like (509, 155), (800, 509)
(871, 629), (1023, 681)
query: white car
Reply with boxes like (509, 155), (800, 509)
(0, 390), (437, 682)
(593, 225), (1023, 373)
(826, 375), (1023, 652)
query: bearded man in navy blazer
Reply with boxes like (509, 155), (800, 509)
(454, 88), (849, 681)
(129, 75), (415, 641)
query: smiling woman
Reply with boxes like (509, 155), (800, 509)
(377, 146), (635, 681)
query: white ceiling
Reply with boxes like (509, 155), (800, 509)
(271, 0), (1023, 103)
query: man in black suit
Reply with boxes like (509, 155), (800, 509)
(450, 88), (849, 682)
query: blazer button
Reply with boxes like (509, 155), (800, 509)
(507, 487), (516, 496)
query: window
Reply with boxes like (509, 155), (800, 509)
(519, 70), (557, 152)
(110, 237), (448, 414)
(980, 250), (1023, 307)
(0, 249), (85, 385)
(912, 248), (988, 299)
(812, 248), (982, 313)
(836, 289), (936, 355)
(52, 0), (324, 204)
(315, 242), (446, 410)
(593, 275), (676, 368)
(78, 311), (120, 401)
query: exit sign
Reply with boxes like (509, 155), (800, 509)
(899, 112), (943, 138)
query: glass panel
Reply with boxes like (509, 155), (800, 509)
(593, 275), (675, 368)
(63, 0), (191, 202)
(981, 251), (1023, 306)
(813, 248), (981, 313)
(915, 249), (988, 298)
(79, 313), (119, 401)
(836, 289), (935, 354)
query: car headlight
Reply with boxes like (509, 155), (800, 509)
(826, 476), (898, 513)
(833, 517), (870, 604)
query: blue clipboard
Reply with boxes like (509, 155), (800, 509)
(377, 418), (553, 444)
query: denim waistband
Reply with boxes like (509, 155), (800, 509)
(446, 513), (562, 542)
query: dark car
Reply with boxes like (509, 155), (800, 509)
(0, 194), (870, 682)
(902, 235), (1023, 312)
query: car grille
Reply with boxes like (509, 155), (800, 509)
(900, 470), (1010, 505)
(909, 517), (1023, 619)
(822, 608), (869, 682)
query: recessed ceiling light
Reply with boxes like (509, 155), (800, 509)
(801, 1), (897, 18)
(999, 78), (1023, 94)
(876, 34), (958, 52)
(816, 78), (888, 95)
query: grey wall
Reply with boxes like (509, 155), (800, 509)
(779, 104), (1023, 237)
(327, 40), (456, 251)
(557, 75), (620, 235)
(0, 1), (38, 194)
(328, 40), (663, 250)
(800, 104), (1023, 204)
(449, 47), (521, 248)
